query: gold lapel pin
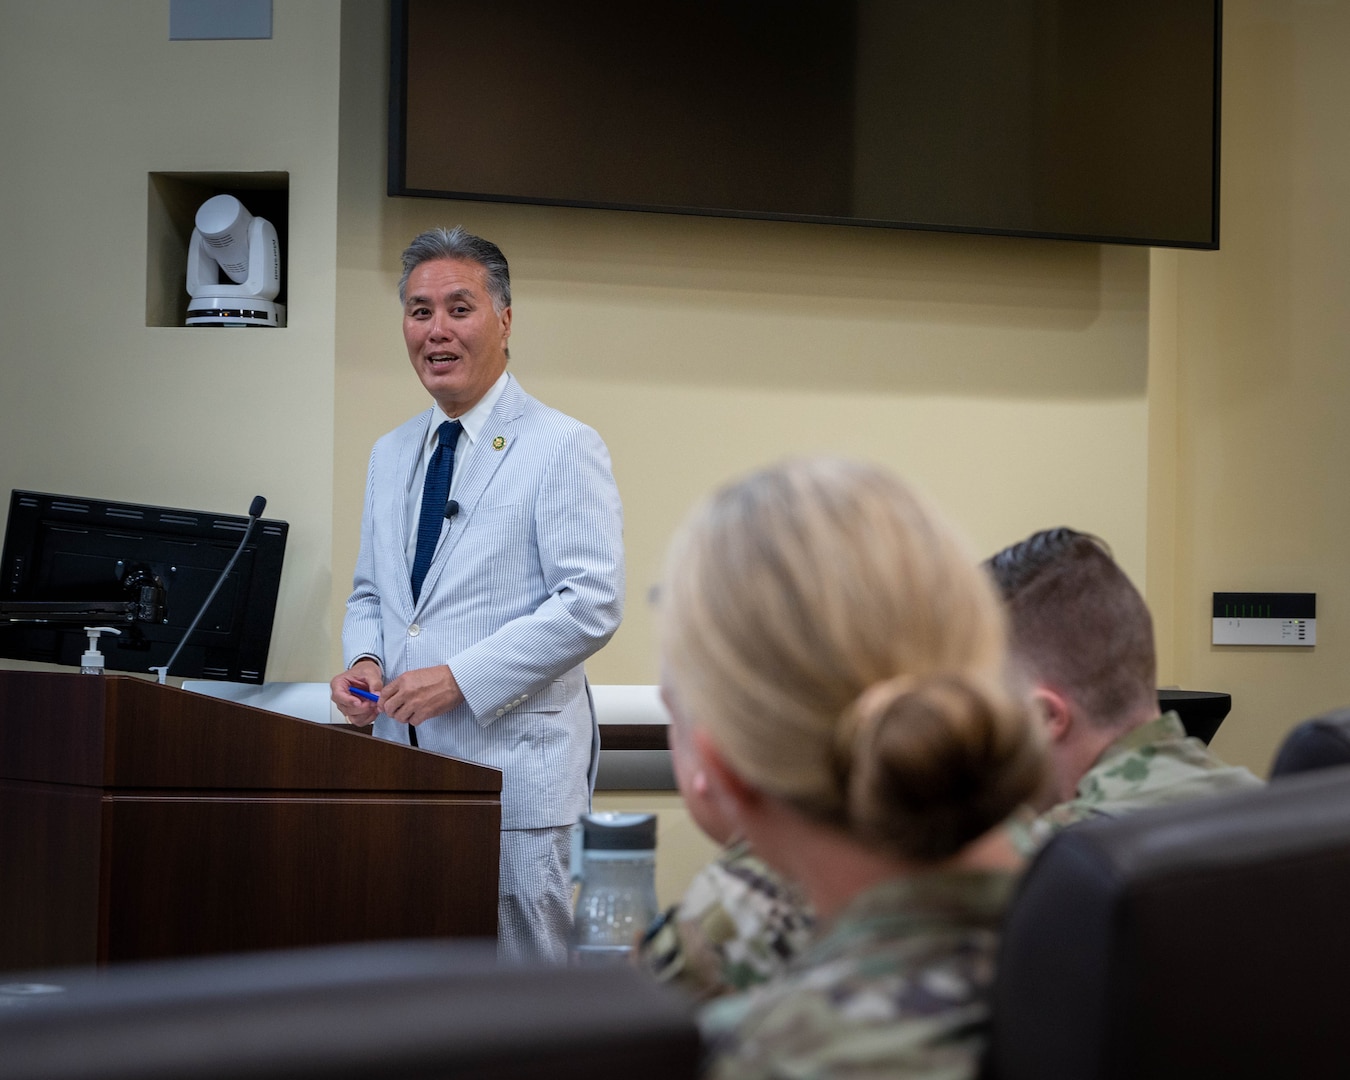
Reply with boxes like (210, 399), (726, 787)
(492, 436), (506, 451)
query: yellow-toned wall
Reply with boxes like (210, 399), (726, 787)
(1149, 1), (1350, 774)
(329, 0), (1154, 899)
(0, 0), (1153, 694)
(0, 0), (1343, 926)
(333, 0), (1152, 692)
(0, 2), (340, 681)
(4, 0), (1229, 906)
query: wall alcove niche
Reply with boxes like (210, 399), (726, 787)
(146, 172), (289, 328)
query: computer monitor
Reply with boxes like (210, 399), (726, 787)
(0, 490), (287, 683)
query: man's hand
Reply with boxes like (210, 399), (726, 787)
(380, 664), (465, 726)
(330, 658), (384, 726)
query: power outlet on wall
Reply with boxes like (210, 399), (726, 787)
(1212, 592), (1316, 646)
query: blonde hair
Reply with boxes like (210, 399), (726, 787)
(659, 459), (1044, 862)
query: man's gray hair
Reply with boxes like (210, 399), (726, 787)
(398, 226), (512, 312)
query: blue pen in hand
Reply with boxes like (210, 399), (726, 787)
(348, 686), (380, 703)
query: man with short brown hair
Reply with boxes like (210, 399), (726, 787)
(986, 528), (1259, 845)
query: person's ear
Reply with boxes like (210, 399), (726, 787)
(690, 725), (762, 821)
(1032, 686), (1074, 744)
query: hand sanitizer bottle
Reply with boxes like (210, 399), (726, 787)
(81, 626), (121, 674)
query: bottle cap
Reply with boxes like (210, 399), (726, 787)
(81, 626), (121, 673)
(580, 811), (656, 851)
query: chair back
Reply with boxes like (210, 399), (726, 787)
(0, 940), (699, 1080)
(987, 767), (1350, 1079)
(1270, 706), (1350, 777)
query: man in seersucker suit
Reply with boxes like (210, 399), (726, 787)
(330, 226), (625, 962)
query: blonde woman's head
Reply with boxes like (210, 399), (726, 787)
(659, 458), (1043, 863)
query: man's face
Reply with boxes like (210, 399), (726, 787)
(403, 258), (512, 417)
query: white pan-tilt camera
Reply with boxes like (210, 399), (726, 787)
(185, 194), (285, 327)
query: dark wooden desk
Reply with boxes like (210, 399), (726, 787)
(0, 672), (501, 971)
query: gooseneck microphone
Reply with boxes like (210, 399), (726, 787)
(153, 496), (267, 684)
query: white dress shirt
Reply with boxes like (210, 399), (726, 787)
(403, 370), (510, 569)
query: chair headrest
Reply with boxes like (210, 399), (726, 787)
(988, 766), (1350, 1080)
(1270, 707), (1350, 777)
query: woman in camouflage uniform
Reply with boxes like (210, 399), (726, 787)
(656, 458), (1046, 1080)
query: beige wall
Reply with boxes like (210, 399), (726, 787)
(0, 1), (341, 681)
(13, 0), (1345, 903)
(328, 0), (1151, 891)
(0, 0), (1153, 695)
(29, 1), (1331, 898)
(334, 0), (1152, 689)
(1150, 1), (1350, 773)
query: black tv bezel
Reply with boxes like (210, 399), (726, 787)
(0, 490), (288, 684)
(387, 0), (1222, 251)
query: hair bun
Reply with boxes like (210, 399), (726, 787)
(839, 673), (1044, 862)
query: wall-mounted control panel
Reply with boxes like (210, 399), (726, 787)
(1212, 592), (1316, 646)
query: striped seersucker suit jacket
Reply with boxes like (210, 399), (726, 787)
(342, 375), (625, 830)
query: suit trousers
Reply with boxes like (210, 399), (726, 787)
(498, 824), (574, 964)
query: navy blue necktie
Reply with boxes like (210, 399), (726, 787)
(411, 419), (460, 603)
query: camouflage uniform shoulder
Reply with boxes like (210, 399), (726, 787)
(636, 840), (815, 1001)
(1024, 712), (1263, 850)
(700, 868), (1017, 1080)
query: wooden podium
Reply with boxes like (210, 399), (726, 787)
(0, 671), (501, 971)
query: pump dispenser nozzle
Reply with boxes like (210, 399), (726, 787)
(81, 626), (121, 674)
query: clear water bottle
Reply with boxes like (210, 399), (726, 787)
(571, 811), (658, 967)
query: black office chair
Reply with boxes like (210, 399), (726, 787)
(1269, 706), (1350, 777)
(986, 767), (1350, 1080)
(0, 940), (699, 1080)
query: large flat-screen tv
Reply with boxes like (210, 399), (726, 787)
(0, 491), (287, 683)
(389, 0), (1221, 248)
